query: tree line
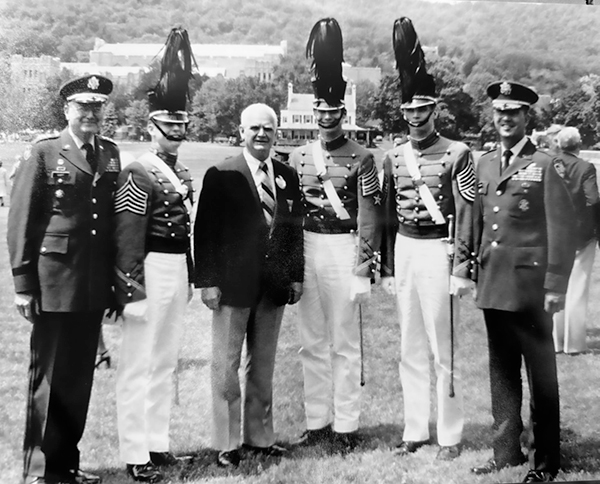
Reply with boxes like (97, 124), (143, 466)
(2, 49), (599, 148)
(1, 0), (599, 146)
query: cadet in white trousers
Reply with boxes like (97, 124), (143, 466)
(113, 28), (195, 483)
(380, 17), (475, 461)
(289, 18), (383, 451)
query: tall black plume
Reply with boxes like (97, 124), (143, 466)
(149, 27), (197, 113)
(306, 18), (347, 106)
(392, 17), (435, 105)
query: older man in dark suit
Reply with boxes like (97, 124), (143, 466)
(552, 127), (600, 354)
(471, 81), (576, 483)
(194, 103), (304, 467)
(8, 75), (121, 484)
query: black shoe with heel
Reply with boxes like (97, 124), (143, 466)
(95, 350), (111, 369)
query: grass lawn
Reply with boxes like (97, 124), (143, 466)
(1, 141), (600, 483)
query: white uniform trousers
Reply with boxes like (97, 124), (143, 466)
(553, 239), (595, 354)
(116, 251), (188, 464)
(297, 231), (361, 433)
(393, 233), (464, 446)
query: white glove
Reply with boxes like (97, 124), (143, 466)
(449, 275), (474, 297)
(381, 276), (396, 295)
(123, 299), (148, 320)
(350, 276), (371, 303)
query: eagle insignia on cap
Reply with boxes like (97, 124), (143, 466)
(500, 82), (512, 96)
(87, 76), (100, 91)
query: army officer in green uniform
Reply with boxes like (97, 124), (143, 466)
(8, 74), (120, 484)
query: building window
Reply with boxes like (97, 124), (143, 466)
(292, 115), (301, 124)
(282, 115), (287, 124)
(303, 115), (312, 124)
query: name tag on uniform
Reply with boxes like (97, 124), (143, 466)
(512, 164), (542, 183)
(51, 171), (71, 179)
(105, 158), (120, 172)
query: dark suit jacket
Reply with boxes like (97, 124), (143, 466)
(554, 150), (600, 249)
(7, 129), (121, 312)
(473, 139), (576, 312)
(194, 154), (304, 308)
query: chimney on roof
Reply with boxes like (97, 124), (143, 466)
(94, 38), (106, 51)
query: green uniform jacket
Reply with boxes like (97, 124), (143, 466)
(8, 129), (121, 312)
(473, 139), (577, 312)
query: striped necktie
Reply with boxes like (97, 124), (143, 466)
(258, 161), (275, 225)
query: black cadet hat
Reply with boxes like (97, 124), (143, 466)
(393, 17), (437, 109)
(59, 74), (113, 103)
(148, 27), (196, 124)
(306, 18), (347, 111)
(487, 81), (539, 110)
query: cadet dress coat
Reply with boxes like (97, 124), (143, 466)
(8, 128), (121, 481)
(472, 138), (576, 474)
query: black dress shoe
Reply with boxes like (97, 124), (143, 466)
(126, 462), (163, 482)
(333, 431), (361, 453)
(149, 451), (192, 466)
(394, 439), (430, 455)
(72, 469), (101, 483)
(471, 455), (527, 475)
(217, 449), (241, 467)
(294, 425), (333, 446)
(242, 443), (288, 457)
(95, 350), (111, 369)
(522, 470), (555, 482)
(24, 476), (76, 484)
(436, 445), (460, 461)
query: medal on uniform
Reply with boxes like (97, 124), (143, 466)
(518, 199), (529, 212)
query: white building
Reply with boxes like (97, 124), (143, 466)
(277, 81), (369, 151)
(89, 38), (287, 81)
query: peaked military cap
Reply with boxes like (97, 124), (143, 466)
(59, 75), (113, 103)
(487, 81), (539, 109)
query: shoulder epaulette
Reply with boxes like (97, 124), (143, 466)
(33, 133), (59, 144)
(98, 135), (117, 145)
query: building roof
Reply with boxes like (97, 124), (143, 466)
(288, 92), (356, 112)
(92, 42), (286, 60)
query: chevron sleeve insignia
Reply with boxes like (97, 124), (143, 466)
(115, 172), (149, 215)
(361, 163), (380, 197)
(456, 157), (476, 202)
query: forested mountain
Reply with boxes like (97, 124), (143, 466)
(1, 0), (598, 81)
(1, 0), (599, 145)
